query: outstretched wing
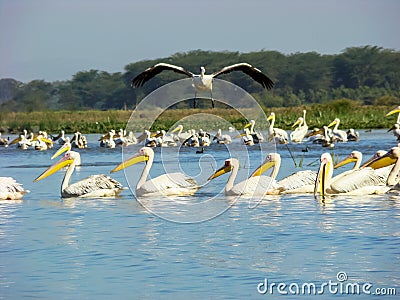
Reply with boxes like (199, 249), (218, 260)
(212, 62), (274, 90)
(131, 63), (194, 87)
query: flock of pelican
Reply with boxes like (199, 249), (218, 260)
(1, 106), (400, 200)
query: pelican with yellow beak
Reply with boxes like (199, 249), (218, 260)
(290, 110), (308, 143)
(327, 118), (347, 142)
(111, 147), (199, 197)
(34, 151), (123, 198)
(244, 120), (264, 144)
(364, 147), (400, 190)
(314, 153), (390, 198)
(208, 158), (281, 196)
(386, 106), (400, 141)
(51, 138), (81, 165)
(250, 153), (316, 194)
(266, 112), (288, 144)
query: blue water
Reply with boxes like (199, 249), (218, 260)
(0, 130), (399, 299)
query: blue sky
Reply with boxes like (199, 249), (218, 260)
(0, 0), (399, 82)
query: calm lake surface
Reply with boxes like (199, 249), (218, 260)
(1, 130), (399, 299)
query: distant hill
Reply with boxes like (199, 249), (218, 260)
(0, 79), (20, 104)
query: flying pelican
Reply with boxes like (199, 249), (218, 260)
(131, 62), (274, 108)
(267, 112), (289, 144)
(327, 118), (348, 142)
(290, 110), (308, 143)
(0, 177), (28, 200)
(314, 153), (390, 198)
(250, 153), (317, 194)
(111, 147), (199, 197)
(34, 151), (123, 198)
(207, 158), (280, 196)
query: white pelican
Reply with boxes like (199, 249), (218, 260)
(314, 153), (390, 198)
(290, 110), (308, 143)
(327, 118), (347, 142)
(0, 177), (28, 200)
(208, 158), (280, 196)
(71, 132), (87, 149)
(171, 125), (192, 143)
(131, 62), (274, 108)
(111, 147), (199, 196)
(365, 147), (400, 190)
(213, 129), (232, 144)
(244, 120), (264, 143)
(0, 133), (9, 146)
(241, 128), (254, 146)
(346, 129), (360, 142)
(267, 112), (289, 144)
(34, 151), (123, 198)
(51, 138), (81, 166)
(33, 134), (53, 151)
(250, 153), (317, 194)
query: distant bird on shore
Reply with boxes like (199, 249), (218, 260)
(131, 63), (274, 108)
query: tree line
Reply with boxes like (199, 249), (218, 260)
(1, 45), (399, 112)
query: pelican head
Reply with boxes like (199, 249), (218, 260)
(387, 124), (399, 132)
(364, 147), (399, 169)
(51, 141), (72, 159)
(314, 152), (333, 198)
(327, 118), (340, 128)
(385, 106), (400, 117)
(171, 125), (183, 133)
(267, 112), (275, 122)
(360, 150), (387, 168)
(200, 66), (206, 76)
(244, 119), (255, 129)
(34, 151), (77, 182)
(250, 153), (280, 177)
(292, 117), (303, 128)
(208, 158), (237, 180)
(334, 151), (362, 169)
(111, 147), (151, 173)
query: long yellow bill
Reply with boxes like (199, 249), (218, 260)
(250, 161), (275, 177)
(51, 143), (71, 159)
(111, 154), (149, 173)
(292, 119), (302, 128)
(207, 164), (233, 181)
(34, 155), (73, 182)
(364, 152), (396, 169)
(314, 162), (330, 198)
(327, 120), (337, 128)
(334, 156), (357, 169)
(385, 106), (400, 117)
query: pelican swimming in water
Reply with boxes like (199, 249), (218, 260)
(327, 118), (348, 142)
(244, 120), (264, 143)
(131, 62), (274, 108)
(250, 153), (317, 194)
(34, 151), (123, 198)
(171, 125), (193, 143)
(314, 153), (390, 198)
(290, 110), (308, 143)
(213, 129), (232, 144)
(207, 158), (280, 196)
(111, 147), (199, 197)
(0, 177), (28, 200)
(267, 112), (289, 144)
(365, 147), (400, 191)
(51, 138), (81, 166)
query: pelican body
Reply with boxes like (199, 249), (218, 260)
(131, 62), (274, 108)
(250, 153), (316, 194)
(35, 151), (123, 198)
(208, 158), (281, 196)
(267, 112), (288, 144)
(0, 177), (28, 200)
(111, 147), (199, 197)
